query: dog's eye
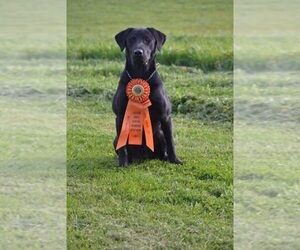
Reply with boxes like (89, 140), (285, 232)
(143, 38), (150, 44)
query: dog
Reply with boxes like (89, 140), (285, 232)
(112, 27), (182, 167)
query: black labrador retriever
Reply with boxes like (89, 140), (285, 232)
(112, 27), (181, 166)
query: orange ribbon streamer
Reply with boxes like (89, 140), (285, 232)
(116, 79), (154, 151)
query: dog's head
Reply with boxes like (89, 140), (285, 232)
(115, 28), (166, 68)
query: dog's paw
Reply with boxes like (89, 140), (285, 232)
(169, 156), (183, 165)
(118, 158), (129, 167)
(159, 152), (168, 161)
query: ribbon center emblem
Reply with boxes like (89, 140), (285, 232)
(116, 79), (154, 151)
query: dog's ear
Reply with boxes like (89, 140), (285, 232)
(147, 28), (166, 51)
(115, 28), (133, 51)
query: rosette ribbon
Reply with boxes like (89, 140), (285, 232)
(116, 79), (154, 151)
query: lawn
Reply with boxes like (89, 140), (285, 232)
(67, 0), (233, 249)
(234, 1), (300, 248)
(0, 1), (66, 249)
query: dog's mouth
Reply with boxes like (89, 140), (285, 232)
(132, 56), (149, 66)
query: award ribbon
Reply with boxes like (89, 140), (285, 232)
(116, 79), (154, 151)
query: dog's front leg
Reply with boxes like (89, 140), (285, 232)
(116, 115), (129, 167)
(161, 115), (182, 164)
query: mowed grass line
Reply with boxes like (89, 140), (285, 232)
(67, 36), (233, 71)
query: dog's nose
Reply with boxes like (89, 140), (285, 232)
(134, 49), (143, 56)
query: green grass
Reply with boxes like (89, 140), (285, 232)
(234, 1), (300, 248)
(67, 0), (233, 249)
(0, 1), (66, 249)
(234, 70), (300, 249)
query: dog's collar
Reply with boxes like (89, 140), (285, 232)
(125, 69), (157, 82)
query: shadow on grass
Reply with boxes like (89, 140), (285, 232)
(68, 155), (172, 174)
(68, 156), (118, 173)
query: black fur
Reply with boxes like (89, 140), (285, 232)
(113, 27), (182, 167)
